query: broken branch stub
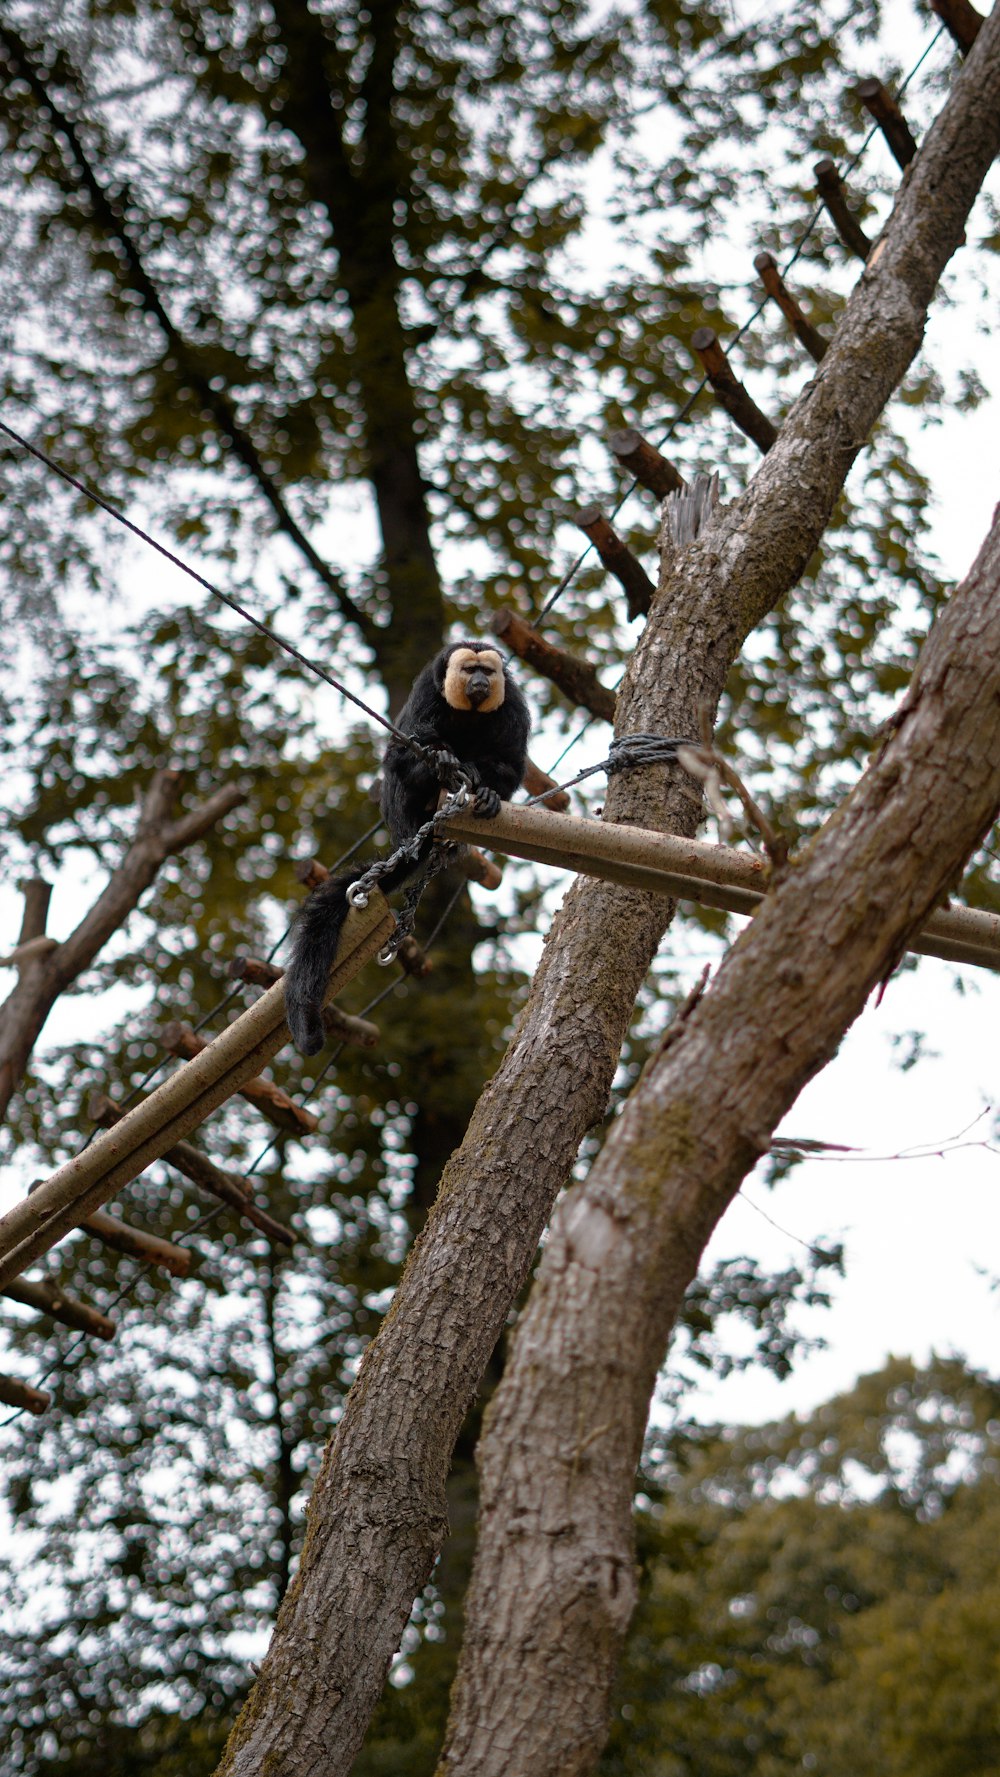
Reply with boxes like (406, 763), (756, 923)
(814, 158), (874, 260)
(690, 328), (778, 453)
(856, 77), (919, 170)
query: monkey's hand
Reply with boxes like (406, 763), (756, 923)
(427, 745), (465, 788)
(471, 784), (501, 819)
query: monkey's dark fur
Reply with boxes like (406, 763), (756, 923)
(284, 641), (530, 1055)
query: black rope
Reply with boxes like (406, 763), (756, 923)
(525, 731), (696, 802)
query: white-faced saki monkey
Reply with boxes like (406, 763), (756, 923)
(284, 640), (531, 1055)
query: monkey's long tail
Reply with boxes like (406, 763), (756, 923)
(284, 847), (434, 1057)
(284, 870), (361, 1057)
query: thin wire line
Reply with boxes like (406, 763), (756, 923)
(0, 415), (412, 750)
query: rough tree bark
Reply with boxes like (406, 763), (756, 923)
(215, 12), (1000, 1775)
(441, 500), (1000, 1774)
(0, 770), (243, 1124)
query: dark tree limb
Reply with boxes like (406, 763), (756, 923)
(0, 1372), (50, 1415)
(856, 77), (920, 169)
(83, 1209), (193, 1276)
(521, 758), (571, 812)
(932, 0), (984, 55)
(2, 1276), (116, 1340)
(0, 771), (244, 1125)
(574, 506), (657, 620)
(607, 428), (687, 498)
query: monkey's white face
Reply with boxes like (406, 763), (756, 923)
(443, 647), (506, 712)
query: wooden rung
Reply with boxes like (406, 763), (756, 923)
(522, 758), (570, 812)
(394, 935), (432, 979)
(0, 893), (394, 1288)
(855, 78), (919, 170)
(443, 802), (1000, 975)
(690, 329), (778, 454)
(0, 1371), (51, 1415)
(161, 1020), (319, 1135)
(228, 954), (284, 988)
(84, 1209), (193, 1276)
(754, 253), (828, 363)
(490, 609), (617, 723)
(574, 505), (656, 621)
(2, 1276), (116, 1340)
(931, 0), (984, 53)
(814, 159), (873, 262)
(89, 1093), (298, 1245)
(608, 428), (686, 499)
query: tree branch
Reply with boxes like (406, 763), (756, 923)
(0, 771), (244, 1123)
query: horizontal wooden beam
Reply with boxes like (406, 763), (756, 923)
(443, 802), (1000, 973)
(0, 894), (394, 1287)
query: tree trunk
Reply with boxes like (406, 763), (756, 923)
(214, 13), (1000, 1774)
(266, 0), (445, 704)
(441, 499), (1000, 1774)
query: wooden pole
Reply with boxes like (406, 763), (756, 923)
(443, 801), (1000, 972)
(931, 0), (984, 54)
(573, 506), (656, 621)
(607, 428), (686, 499)
(161, 1020), (319, 1135)
(2, 1277), (116, 1340)
(490, 610), (617, 722)
(89, 1093), (298, 1245)
(0, 894), (393, 1286)
(0, 1372), (50, 1415)
(83, 1208), (193, 1276)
